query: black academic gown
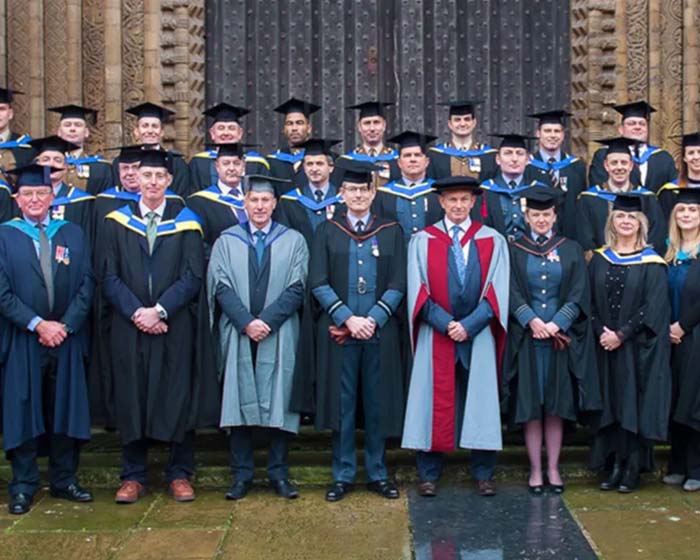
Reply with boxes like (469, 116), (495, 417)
(588, 249), (671, 470)
(63, 156), (114, 195)
(502, 236), (601, 426)
(274, 186), (345, 248)
(0, 132), (36, 183)
(371, 188), (443, 239)
(0, 220), (94, 452)
(329, 147), (401, 187)
(51, 183), (95, 248)
(529, 152), (588, 240)
(0, 182), (18, 223)
(188, 151), (270, 192)
(266, 147), (307, 193)
(101, 202), (218, 445)
(427, 142), (498, 181)
(112, 150), (192, 197)
(291, 214), (407, 436)
(186, 189), (243, 252)
(575, 185), (666, 254)
(588, 146), (677, 194)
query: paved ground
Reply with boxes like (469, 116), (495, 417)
(2, 478), (700, 559)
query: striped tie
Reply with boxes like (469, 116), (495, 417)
(451, 225), (466, 286)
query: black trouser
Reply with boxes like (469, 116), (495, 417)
(668, 422), (700, 480)
(121, 432), (195, 485)
(9, 356), (81, 497)
(229, 427), (289, 483)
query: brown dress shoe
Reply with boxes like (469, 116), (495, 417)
(115, 481), (146, 504)
(169, 478), (196, 502)
(475, 479), (496, 497)
(417, 481), (437, 497)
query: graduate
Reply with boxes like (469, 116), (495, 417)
(266, 97), (319, 189)
(428, 99), (497, 181)
(502, 187), (600, 495)
(188, 102), (269, 191)
(657, 132), (700, 218)
(298, 159), (406, 502)
(207, 175), (308, 501)
(589, 193), (671, 493)
(372, 130), (442, 241)
(662, 189), (700, 491)
(113, 102), (192, 197)
(101, 149), (216, 504)
(275, 137), (344, 247)
(577, 137), (666, 258)
(0, 164), (95, 515)
(588, 101), (677, 193)
(402, 176), (509, 498)
(30, 135), (95, 246)
(49, 104), (114, 195)
(527, 110), (588, 240)
(0, 87), (35, 186)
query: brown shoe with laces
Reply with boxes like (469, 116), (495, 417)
(169, 478), (196, 502)
(115, 481), (146, 504)
(475, 479), (496, 497)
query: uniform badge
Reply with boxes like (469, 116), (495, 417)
(469, 158), (481, 173)
(77, 164), (90, 179)
(519, 197), (527, 213)
(559, 176), (568, 192)
(55, 245), (71, 265)
(326, 204), (335, 221)
(51, 205), (65, 220)
(546, 249), (560, 263)
(357, 276), (367, 294)
(371, 238), (380, 258)
(378, 162), (390, 179)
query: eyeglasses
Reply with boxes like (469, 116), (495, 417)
(17, 188), (53, 199)
(343, 186), (372, 194)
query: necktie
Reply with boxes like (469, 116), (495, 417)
(254, 230), (265, 265)
(355, 220), (364, 233)
(146, 211), (158, 254)
(451, 225), (466, 286)
(536, 234), (548, 244)
(231, 188), (247, 223)
(508, 180), (517, 189)
(37, 224), (54, 311)
(547, 157), (560, 189)
(315, 189), (324, 203)
(368, 148), (376, 157)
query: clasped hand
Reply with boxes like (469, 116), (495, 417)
(132, 307), (168, 335)
(245, 318), (271, 342)
(599, 326), (622, 351)
(36, 320), (68, 348)
(528, 318), (560, 340)
(447, 321), (468, 342)
(345, 316), (376, 340)
(670, 322), (685, 345)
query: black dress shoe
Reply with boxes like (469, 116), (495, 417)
(9, 493), (33, 515)
(599, 462), (623, 491)
(549, 484), (565, 494)
(325, 481), (353, 502)
(225, 480), (253, 500)
(367, 480), (399, 499)
(50, 483), (93, 502)
(528, 484), (545, 496)
(269, 479), (299, 499)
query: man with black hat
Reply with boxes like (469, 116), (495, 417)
(578, 137), (666, 258)
(428, 100), (498, 181)
(0, 163), (95, 515)
(31, 135), (95, 244)
(477, 134), (551, 241)
(299, 159), (406, 502)
(372, 130), (442, 241)
(528, 110), (588, 239)
(588, 101), (677, 193)
(189, 103), (270, 191)
(402, 175), (509, 498)
(266, 97), (319, 187)
(0, 87), (35, 185)
(101, 149), (213, 504)
(116, 102), (192, 197)
(50, 104), (114, 195)
(334, 101), (400, 188)
(276, 138), (344, 247)
(207, 175), (308, 501)
(657, 133), (700, 218)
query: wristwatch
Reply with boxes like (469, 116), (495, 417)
(155, 303), (168, 320)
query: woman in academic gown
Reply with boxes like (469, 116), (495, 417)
(662, 189), (700, 491)
(503, 187), (600, 495)
(589, 193), (671, 493)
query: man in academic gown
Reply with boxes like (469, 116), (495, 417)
(372, 130), (442, 241)
(332, 101), (400, 188)
(0, 164), (94, 515)
(588, 101), (677, 193)
(527, 110), (588, 240)
(298, 159), (406, 502)
(476, 134), (551, 241)
(428, 100), (497, 181)
(31, 135), (95, 246)
(207, 176), (308, 500)
(101, 149), (213, 504)
(402, 176), (509, 498)
(112, 102), (192, 197)
(50, 104), (114, 195)
(266, 97), (319, 190)
(275, 138), (345, 247)
(0, 87), (35, 187)
(189, 103), (269, 191)
(577, 137), (666, 258)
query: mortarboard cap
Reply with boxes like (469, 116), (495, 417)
(667, 188), (700, 206)
(202, 102), (250, 123)
(110, 145), (144, 164)
(388, 130), (438, 152)
(242, 174), (289, 197)
(0, 87), (22, 104)
(670, 132), (700, 149)
(334, 157), (378, 184)
(6, 164), (58, 189)
(274, 97), (320, 118)
(438, 99), (484, 117)
(612, 192), (644, 212)
(492, 133), (536, 150)
(298, 138), (342, 156)
(29, 135), (80, 154)
(614, 101), (656, 121)
(138, 149), (170, 169)
(528, 109), (572, 126)
(522, 185), (563, 210)
(209, 143), (245, 158)
(433, 175), (483, 195)
(346, 101), (394, 120)
(126, 102), (175, 123)
(49, 104), (97, 123)
(597, 136), (639, 155)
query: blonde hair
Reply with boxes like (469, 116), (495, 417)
(604, 210), (649, 250)
(665, 203), (700, 262)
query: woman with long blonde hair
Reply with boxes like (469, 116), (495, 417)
(589, 193), (671, 493)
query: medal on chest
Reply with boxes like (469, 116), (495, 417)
(546, 249), (560, 263)
(559, 176), (568, 192)
(51, 205), (66, 220)
(325, 204), (335, 220)
(371, 238), (379, 257)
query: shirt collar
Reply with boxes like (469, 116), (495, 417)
(249, 221), (272, 236)
(308, 182), (330, 197)
(23, 213), (50, 228)
(539, 149), (561, 162)
(217, 179), (243, 196)
(531, 229), (553, 242)
(401, 175), (426, 186)
(502, 174), (524, 187)
(444, 216), (472, 233)
(139, 198), (167, 219)
(53, 182), (65, 196)
(347, 211), (371, 229)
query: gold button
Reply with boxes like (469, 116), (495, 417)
(541, 275), (546, 280)
(358, 243), (363, 248)
(541, 289), (546, 294)
(541, 303), (547, 308)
